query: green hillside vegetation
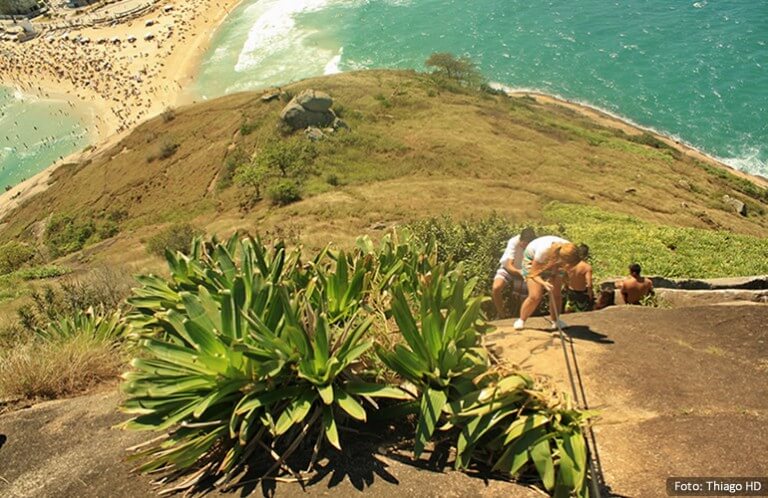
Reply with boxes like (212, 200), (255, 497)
(1, 69), (767, 255)
(0, 68), (765, 351)
(0, 66), (766, 496)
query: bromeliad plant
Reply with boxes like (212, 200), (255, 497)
(446, 375), (594, 497)
(35, 307), (127, 343)
(121, 232), (595, 496)
(121, 235), (408, 493)
(376, 266), (490, 457)
(375, 262), (595, 497)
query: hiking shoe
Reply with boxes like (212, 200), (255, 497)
(547, 318), (568, 331)
(513, 319), (525, 330)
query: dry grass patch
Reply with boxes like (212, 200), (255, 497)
(0, 336), (123, 400)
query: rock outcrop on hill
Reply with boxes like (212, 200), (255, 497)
(723, 194), (748, 216)
(280, 89), (336, 130)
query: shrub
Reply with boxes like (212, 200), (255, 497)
(44, 214), (95, 257)
(159, 140), (179, 159)
(15, 265), (70, 280)
(374, 93), (393, 108)
(161, 108), (175, 123)
(0, 335), (123, 400)
(407, 215), (556, 297)
(0, 241), (36, 275)
(120, 234), (593, 496)
(97, 220), (120, 240)
(268, 180), (302, 206)
(146, 223), (202, 257)
(219, 148), (249, 190)
(14, 266), (135, 334)
(325, 173), (340, 186)
(240, 120), (258, 135)
(234, 157), (269, 200)
(425, 52), (485, 87)
(257, 138), (316, 179)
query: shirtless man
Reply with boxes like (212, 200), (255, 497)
(492, 227), (536, 317)
(564, 244), (594, 312)
(618, 263), (654, 304)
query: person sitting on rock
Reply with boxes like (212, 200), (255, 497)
(514, 236), (581, 331)
(564, 244), (594, 312)
(617, 263), (654, 304)
(492, 227), (536, 318)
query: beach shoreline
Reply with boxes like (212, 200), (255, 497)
(508, 90), (768, 189)
(0, 0), (243, 167)
(0, 0), (244, 220)
(3, 77), (767, 224)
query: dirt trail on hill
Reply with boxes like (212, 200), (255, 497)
(1, 304), (766, 497)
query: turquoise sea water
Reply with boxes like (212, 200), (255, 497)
(192, 0), (768, 176)
(0, 86), (91, 190)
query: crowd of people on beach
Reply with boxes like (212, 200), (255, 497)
(0, 0), (220, 142)
(492, 228), (654, 330)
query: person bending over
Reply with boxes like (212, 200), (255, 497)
(492, 227), (536, 317)
(564, 244), (594, 312)
(618, 263), (654, 304)
(514, 236), (581, 331)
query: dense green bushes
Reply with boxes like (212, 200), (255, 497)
(234, 138), (316, 207)
(44, 212), (122, 258)
(146, 223), (203, 257)
(267, 180), (302, 205)
(0, 241), (36, 275)
(407, 204), (768, 293)
(120, 233), (592, 496)
(407, 215), (554, 297)
(44, 214), (95, 257)
(544, 203), (768, 279)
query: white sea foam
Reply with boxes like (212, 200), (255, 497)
(234, 0), (334, 74)
(716, 147), (767, 177)
(324, 47), (344, 75)
(488, 81), (768, 177)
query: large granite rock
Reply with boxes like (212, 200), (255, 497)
(295, 89), (333, 112)
(722, 194), (747, 216)
(279, 90), (336, 131)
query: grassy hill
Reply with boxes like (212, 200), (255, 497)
(0, 69), (767, 287)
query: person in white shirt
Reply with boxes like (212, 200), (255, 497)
(513, 235), (581, 331)
(492, 227), (536, 317)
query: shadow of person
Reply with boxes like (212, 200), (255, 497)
(0, 434), (6, 452)
(564, 325), (614, 344)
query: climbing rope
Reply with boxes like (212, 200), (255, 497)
(549, 293), (606, 498)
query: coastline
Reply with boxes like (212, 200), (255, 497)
(508, 90), (768, 189)
(0, 0), (244, 220)
(3, 80), (766, 224)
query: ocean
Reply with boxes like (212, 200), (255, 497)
(0, 86), (92, 190)
(3, 0), (766, 185)
(192, 0), (768, 177)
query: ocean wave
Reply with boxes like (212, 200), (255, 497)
(488, 81), (768, 177)
(324, 47), (344, 75)
(234, 0), (334, 74)
(716, 148), (767, 177)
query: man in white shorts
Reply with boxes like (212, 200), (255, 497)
(492, 227), (536, 317)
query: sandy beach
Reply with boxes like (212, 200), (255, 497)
(1, 0), (242, 136)
(0, 0), (766, 221)
(0, 0), (243, 218)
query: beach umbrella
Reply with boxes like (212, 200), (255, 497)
(127, 35), (136, 42)
(144, 32), (154, 40)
